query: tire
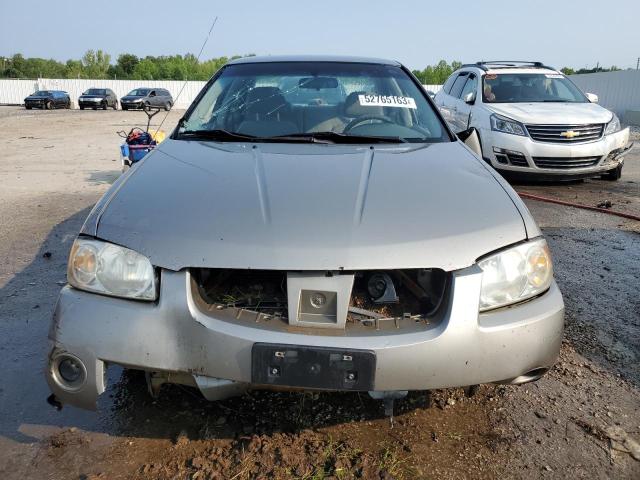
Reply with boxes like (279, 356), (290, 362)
(164, 101), (172, 111)
(143, 101), (151, 111)
(66, 101), (71, 109)
(122, 105), (128, 111)
(601, 164), (622, 181)
(46, 101), (52, 110)
(102, 101), (107, 110)
(112, 101), (118, 110)
(80, 105), (85, 110)
(25, 106), (32, 110)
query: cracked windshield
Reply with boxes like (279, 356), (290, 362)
(180, 62), (448, 142)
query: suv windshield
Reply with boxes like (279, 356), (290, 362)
(483, 73), (587, 103)
(179, 62), (449, 143)
(128, 89), (150, 97)
(85, 89), (106, 95)
(34, 91), (49, 96)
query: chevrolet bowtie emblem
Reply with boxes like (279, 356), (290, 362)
(560, 130), (580, 138)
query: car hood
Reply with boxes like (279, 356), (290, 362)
(89, 140), (528, 271)
(487, 102), (613, 125)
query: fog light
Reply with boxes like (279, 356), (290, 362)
(53, 354), (86, 390)
(59, 358), (82, 382)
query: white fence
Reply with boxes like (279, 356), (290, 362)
(422, 84), (442, 94)
(0, 78), (207, 109)
(569, 70), (640, 120)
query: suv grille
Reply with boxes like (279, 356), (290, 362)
(525, 124), (604, 143)
(532, 156), (601, 169)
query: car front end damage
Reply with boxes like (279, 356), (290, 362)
(47, 253), (563, 410)
(480, 120), (632, 180)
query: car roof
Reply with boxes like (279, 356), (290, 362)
(227, 55), (401, 66)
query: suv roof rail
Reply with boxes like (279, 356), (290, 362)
(463, 61), (556, 71)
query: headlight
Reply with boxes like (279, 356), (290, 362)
(478, 238), (552, 311)
(604, 114), (621, 135)
(490, 114), (527, 136)
(67, 238), (157, 300)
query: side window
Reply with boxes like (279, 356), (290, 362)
(459, 74), (477, 99)
(449, 73), (469, 98)
(441, 74), (457, 94)
(149, 90), (156, 97)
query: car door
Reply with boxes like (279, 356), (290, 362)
(439, 73), (468, 130)
(451, 73), (478, 132)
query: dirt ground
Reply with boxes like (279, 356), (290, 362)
(0, 107), (638, 479)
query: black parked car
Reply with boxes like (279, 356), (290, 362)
(24, 90), (71, 110)
(120, 88), (173, 111)
(78, 88), (118, 110)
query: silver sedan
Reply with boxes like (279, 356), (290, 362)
(46, 56), (564, 411)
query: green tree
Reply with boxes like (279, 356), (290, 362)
(82, 49), (111, 78)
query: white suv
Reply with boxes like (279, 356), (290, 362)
(434, 61), (631, 180)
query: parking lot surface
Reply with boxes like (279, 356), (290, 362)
(0, 107), (638, 479)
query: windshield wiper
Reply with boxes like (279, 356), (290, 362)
(272, 132), (407, 144)
(177, 129), (258, 141)
(177, 129), (408, 144)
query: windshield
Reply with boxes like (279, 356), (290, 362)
(483, 73), (588, 103)
(128, 89), (150, 97)
(84, 88), (106, 95)
(33, 91), (49, 96)
(179, 62), (449, 143)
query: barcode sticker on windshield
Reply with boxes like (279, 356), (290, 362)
(358, 94), (417, 109)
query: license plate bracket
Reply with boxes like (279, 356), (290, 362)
(251, 343), (376, 391)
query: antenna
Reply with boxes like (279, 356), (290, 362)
(153, 16), (219, 134)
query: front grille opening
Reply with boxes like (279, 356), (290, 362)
(195, 269), (289, 319)
(532, 156), (601, 169)
(192, 268), (449, 329)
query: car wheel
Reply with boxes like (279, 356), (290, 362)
(601, 164), (622, 181)
(122, 105), (128, 111)
(143, 101), (151, 111)
(66, 101), (71, 109)
(112, 101), (118, 110)
(46, 101), (52, 110)
(80, 105), (85, 110)
(102, 101), (107, 110)
(25, 106), (32, 110)
(164, 101), (172, 111)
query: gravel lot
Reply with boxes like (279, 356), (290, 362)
(0, 107), (638, 479)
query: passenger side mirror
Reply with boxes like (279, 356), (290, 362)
(463, 91), (476, 105)
(586, 93), (598, 103)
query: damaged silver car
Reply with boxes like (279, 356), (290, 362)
(46, 56), (564, 411)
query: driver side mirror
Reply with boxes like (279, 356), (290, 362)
(463, 91), (476, 105)
(586, 92), (598, 103)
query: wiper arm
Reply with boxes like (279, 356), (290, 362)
(177, 129), (258, 141)
(273, 132), (406, 144)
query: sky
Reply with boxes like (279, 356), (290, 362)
(1, 0), (639, 71)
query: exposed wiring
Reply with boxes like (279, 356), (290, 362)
(517, 191), (640, 222)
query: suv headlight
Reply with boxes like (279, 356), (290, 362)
(490, 114), (527, 136)
(67, 238), (157, 300)
(604, 114), (621, 135)
(478, 238), (552, 311)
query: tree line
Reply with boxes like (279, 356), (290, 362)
(0, 51), (625, 82)
(0, 50), (249, 81)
